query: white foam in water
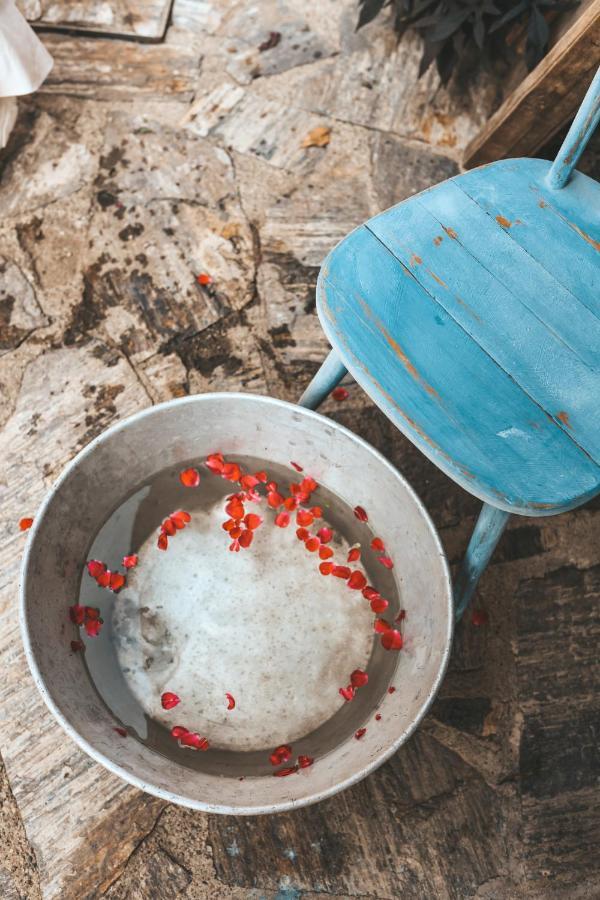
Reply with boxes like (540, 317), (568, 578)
(114, 500), (374, 751)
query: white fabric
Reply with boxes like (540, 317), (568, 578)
(0, 0), (53, 98)
(0, 95), (17, 145)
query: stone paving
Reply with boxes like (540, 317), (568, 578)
(1, 1), (600, 897)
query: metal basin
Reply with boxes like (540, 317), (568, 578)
(20, 393), (452, 814)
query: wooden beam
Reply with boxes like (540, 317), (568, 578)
(463, 1), (600, 168)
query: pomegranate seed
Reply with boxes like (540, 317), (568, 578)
(362, 586), (379, 601)
(347, 547), (361, 563)
(388, 686), (396, 694)
(471, 609), (488, 626)
(378, 556), (394, 569)
(226, 693), (235, 710)
(85, 618), (102, 638)
(283, 496), (298, 511)
(225, 497), (245, 520)
(181, 732), (209, 750)
(370, 596), (389, 613)
(371, 537), (385, 552)
(238, 529), (254, 548)
(339, 685), (355, 702)
(319, 561), (333, 575)
(332, 386), (349, 401)
(290, 461), (303, 472)
(109, 572), (125, 592)
(122, 554), (138, 569)
(353, 505), (368, 522)
(270, 744), (292, 765)
(70, 640), (85, 652)
(274, 511), (290, 528)
(381, 630), (403, 650)
(266, 481), (278, 493)
(332, 565), (351, 579)
(355, 728), (367, 740)
(19, 517), (33, 531)
(114, 726), (127, 737)
(318, 545), (334, 560)
(69, 604), (86, 625)
(171, 725), (188, 739)
(396, 609), (407, 622)
(180, 467), (201, 487)
(296, 509), (314, 527)
(301, 476), (318, 494)
(347, 571), (367, 590)
(296, 527), (310, 542)
(206, 453), (225, 473)
(97, 570), (111, 587)
(298, 755), (314, 768)
(240, 474), (259, 490)
(244, 513), (263, 530)
(317, 526), (333, 543)
(305, 537), (320, 552)
(230, 526), (242, 539)
(171, 510), (192, 526)
(85, 606), (100, 619)
(310, 506), (323, 518)
(273, 766), (298, 777)
(223, 462), (241, 482)
(87, 559), (106, 579)
(374, 618), (391, 633)
(196, 272), (212, 285)
(161, 692), (180, 710)
(267, 491), (284, 508)
(162, 518), (176, 536)
(157, 532), (168, 550)
(375, 713), (382, 721)
(350, 669), (369, 688)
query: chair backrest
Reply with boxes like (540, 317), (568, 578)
(546, 66), (600, 190)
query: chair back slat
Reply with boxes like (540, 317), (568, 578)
(546, 66), (600, 189)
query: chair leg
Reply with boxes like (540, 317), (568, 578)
(454, 503), (510, 621)
(298, 349), (348, 411)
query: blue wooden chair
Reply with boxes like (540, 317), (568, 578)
(299, 67), (600, 620)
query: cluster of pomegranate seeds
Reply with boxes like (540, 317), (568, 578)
(161, 691), (181, 710)
(269, 744), (313, 776)
(372, 617), (403, 651)
(270, 744), (292, 765)
(171, 725), (209, 751)
(19, 517), (33, 531)
(69, 604), (104, 638)
(331, 386), (349, 401)
(225, 692), (236, 710)
(157, 510), (191, 551)
(180, 467), (201, 487)
(87, 559), (126, 592)
(339, 667), (368, 702)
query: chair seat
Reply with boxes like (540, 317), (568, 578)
(317, 158), (600, 515)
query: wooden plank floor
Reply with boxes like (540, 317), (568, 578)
(1, 2), (599, 897)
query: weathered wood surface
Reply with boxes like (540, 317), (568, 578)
(17, 0), (174, 41)
(463, 0), (600, 167)
(0, 1), (599, 897)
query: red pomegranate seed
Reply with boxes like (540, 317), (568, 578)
(353, 505), (368, 522)
(375, 713), (382, 721)
(319, 561), (333, 575)
(170, 515), (185, 531)
(180, 467), (200, 487)
(273, 766), (298, 777)
(318, 545), (334, 560)
(109, 572), (125, 592)
(396, 609), (407, 622)
(87, 559), (106, 579)
(171, 725), (188, 739)
(355, 728), (367, 740)
(378, 556), (394, 569)
(85, 606), (100, 619)
(97, 570), (111, 587)
(310, 506), (323, 518)
(371, 537), (385, 552)
(122, 554), (138, 569)
(339, 685), (355, 702)
(157, 532), (168, 550)
(226, 693), (235, 710)
(270, 744), (292, 765)
(238, 529), (254, 548)
(69, 604), (86, 625)
(266, 481), (278, 493)
(161, 692), (181, 710)
(317, 526), (333, 543)
(162, 518), (176, 536)
(332, 565), (351, 579)
(114, 726), (127, 737)
(274, 511), (290, 528)
(290, 461), (303, 472)
(381, 629), (403, 651)
(348, 571), (367, 590)
(301, 476), (318, 493)
(388, 686), (396, 694)
(374, 618), (391, 633)
(305, 537), (320, 552)
(298, 755), (314, 769)
(70, 640), (85, 652)
(196, 272), (212, 285)
(332, 386), (349, 401)
(350, 669), (369, 688)
(223, 462), (241, 482)
(230, 526), (242, 539)
(347, 547), (361, 563)
(267, 491), (284, 508)
(244, 513), (263, 530)
(180, 732), (209, 750)
(206, 453), (225, 473)
(296, 527), (310, 542)
(371, 596), (389, 613)
(171, 510), (192, 526)
(19, 517), (33, 531)
(296, 509), (314, 527)
(471, 609), (488, 626)
(362, 586), (379, 601)
(225, 497), (245, 520)
(240, 474), (259, 490)
(85, 618), (102, 638)
(283, 496), (298, 511)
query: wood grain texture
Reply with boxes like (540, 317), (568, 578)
(463, 0), (600, 167)
(18, 0), (174, 41)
